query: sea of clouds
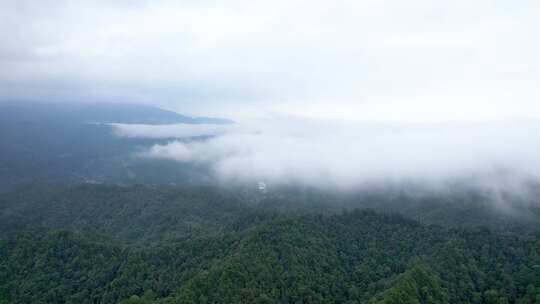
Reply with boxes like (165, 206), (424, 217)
(111, 117), (540, 191)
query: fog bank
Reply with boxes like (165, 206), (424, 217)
(113, 118), (540, 190)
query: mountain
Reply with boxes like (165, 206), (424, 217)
(1, 102), (539, 304)
(0, 102), (231, 190)
(1, 184), (539, 304)
(0, 102), (233, 125)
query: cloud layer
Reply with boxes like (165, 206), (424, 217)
(113, 118), (540, 189)
(111, 123), (234, 139)
(1, 0), (539, 121)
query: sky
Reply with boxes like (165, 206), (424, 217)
(1, 0), (539, 122)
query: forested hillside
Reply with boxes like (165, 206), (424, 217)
(0, 103), (230, 190)
(1, 185), (539, 304)
(2, 0), (539, 303)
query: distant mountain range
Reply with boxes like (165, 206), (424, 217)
(0, 102), (230, 190)
(0, 102), (234, 125)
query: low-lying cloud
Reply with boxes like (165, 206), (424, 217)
(112, 118), (540, 191)
(110, 123), (234, 139)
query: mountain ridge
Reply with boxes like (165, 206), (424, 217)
(0, 102), (234, 125)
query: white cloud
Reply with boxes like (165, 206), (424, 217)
(111, 123), (234, 138)
(122, 118), (540, 189)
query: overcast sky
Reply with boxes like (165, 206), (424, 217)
(1, 0), (539, 122)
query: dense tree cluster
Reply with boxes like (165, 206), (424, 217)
(1, 185), (539, 303)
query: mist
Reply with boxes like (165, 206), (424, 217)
(110, 123), (235, 139)
(112, 118), (540, 195)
